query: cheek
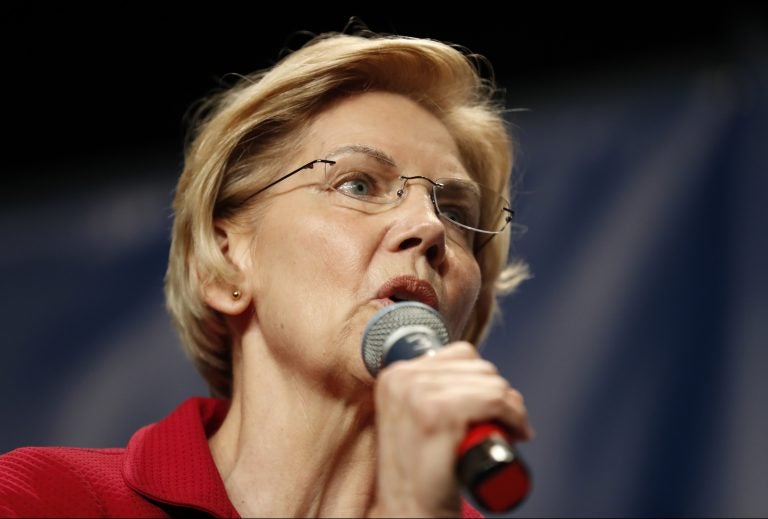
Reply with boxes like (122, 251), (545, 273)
(460, 261), (482, 310)
(303, 215), (374, 284)
(467, 260), (482, 300)
(445, 250), (482, 335)
(254, 206), (374, 308)
(246, 212), (374, 360)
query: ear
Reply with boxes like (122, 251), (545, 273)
(201, 221), (253, 316)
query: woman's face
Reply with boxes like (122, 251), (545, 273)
(235, 91), (482, 389)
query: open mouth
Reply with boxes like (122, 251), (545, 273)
(376, 276), (439, 311)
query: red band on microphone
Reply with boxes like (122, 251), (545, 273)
(456, 422), (531, 513)
(457, 422), (511, 457)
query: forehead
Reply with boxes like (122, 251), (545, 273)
(302, 92), (470, 180)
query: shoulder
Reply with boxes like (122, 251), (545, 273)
(0, 398), (232, 518)
(0, 446), (147, 517)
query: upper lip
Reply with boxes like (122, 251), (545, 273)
(376, 275), (440, 311)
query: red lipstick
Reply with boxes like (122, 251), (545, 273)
(376, 275), (439, 311)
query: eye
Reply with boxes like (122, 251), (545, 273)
(440, 205), (471, 226)
(324, 156), (396, 204)
(434, 180), (481, 230)
(336, 177), (373, 197)
(332, 169), (392, 201)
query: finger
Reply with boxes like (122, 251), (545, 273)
(378, 367), (533, 441)
(444, 385), (534, 441)
(376, 359), (501, 409)
(381, 343), (497, 375)
(406, 379), (533, 442)
(430, 341), (482, 360)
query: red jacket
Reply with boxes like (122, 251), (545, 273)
(0, 397), (482, 517)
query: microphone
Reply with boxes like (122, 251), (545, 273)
(362, 301), (531, 513)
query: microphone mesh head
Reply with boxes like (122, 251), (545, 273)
(361, 302), (449, 377)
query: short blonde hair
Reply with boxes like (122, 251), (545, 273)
(165, 31), (529, 398)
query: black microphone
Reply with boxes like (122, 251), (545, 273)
(361, 301), (531, 513)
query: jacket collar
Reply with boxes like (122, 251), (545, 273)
(121, 396), (482, 518)
(122, 397), (238, 517)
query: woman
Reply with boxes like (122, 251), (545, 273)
(0, 30), (532, 517)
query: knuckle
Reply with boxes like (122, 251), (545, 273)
(508, 387), (525, 406)
(377, 364), (409, 397)
(488, 381), (510, 410)
(443, 341), (479, 358)
(477, 359), (499, 374)
(380, 369), (432, 405)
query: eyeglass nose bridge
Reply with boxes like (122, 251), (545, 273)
(396, 175), (444, 210)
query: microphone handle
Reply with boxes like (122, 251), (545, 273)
(383, 330), (531, 512)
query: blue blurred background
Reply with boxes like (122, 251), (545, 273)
(2, 7), (767, 517)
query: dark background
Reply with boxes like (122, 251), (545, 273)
(4, 6), (764, 190)
(2, 6), (768, 518)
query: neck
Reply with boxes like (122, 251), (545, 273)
(209, 330), (377, 517)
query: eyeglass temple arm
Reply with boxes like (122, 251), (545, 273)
(474, 207), (515, 253)
(249, 159), (336, 199)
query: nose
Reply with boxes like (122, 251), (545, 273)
(384, 182), (447, 268)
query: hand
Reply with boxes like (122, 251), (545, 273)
(367, 342), (533, 518)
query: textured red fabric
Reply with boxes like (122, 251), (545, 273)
(0, 397), (482, 518)
(0, 398), (236, 518)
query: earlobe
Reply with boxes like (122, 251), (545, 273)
(203, 281), (252, 316)
(201, 221), (253, 316)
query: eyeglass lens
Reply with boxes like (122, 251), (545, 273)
(320, 154), (510, 235)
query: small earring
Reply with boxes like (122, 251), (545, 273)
(232, 289), (241, 300)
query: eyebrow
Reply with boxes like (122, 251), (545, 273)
(325, 145), (397, 168)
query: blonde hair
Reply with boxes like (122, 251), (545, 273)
(165, 31), (529, 398)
